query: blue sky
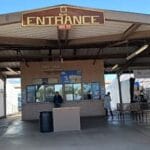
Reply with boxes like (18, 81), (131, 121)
(7, 78), (21, 84)
(105, 74), (116, 81)
(0, 0), (150, 14)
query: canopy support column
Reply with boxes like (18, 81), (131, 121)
(117, 74), (123, 104)
(3, 77), (7, 118)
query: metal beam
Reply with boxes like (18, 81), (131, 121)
(0, 36), (57, 48)
(65, 30), (69, 47)
(73, 49), (77, 56)
(93, 48), (103, 65)
(0, 52), (150, 62)
(0, 62), (150, 73)
(0, 30), (150, 49)
(0, 54), (126, 62)
(69, 30), (150, 47)
(57, 29), (62, 48)
(122, 23), (141, 40)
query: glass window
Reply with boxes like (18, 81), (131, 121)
(65, 84), (73, 101)
(92, 82), (100, 100)
(83, 83), (100, 100)
(73, 84), (82, 100)
(26, 85), (36, 102)
(26, 82), (101, 103)
(83, 83), (92, 100)
(36, 85), (45, 102)
(45, 85), (54, 102)
(55, 84), (63, 96)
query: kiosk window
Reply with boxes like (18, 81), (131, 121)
(45, 84), (63, 102)
(83, 82), (100, 100)
(55, 84), (63, 96)
(26, 85), (36, 103)
(26, 82), (100, 103)
(65, 83), (82, 101)
(26, 84), (63, 103)
(74, 84), (82, 101)
(92, 82), (100, 100)
(36, 85), (45, 102)
(45, 85), (54, 102)
(83, 83), (92, 100)
(65, 84), (74, 101)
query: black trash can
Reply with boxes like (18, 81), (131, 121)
(40, 111), (53, 132)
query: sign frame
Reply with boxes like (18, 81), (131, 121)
(22, 5), (105, 27)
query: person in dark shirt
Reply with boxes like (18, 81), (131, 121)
(87, 91), (92, 100)
(53, 92), (63, 108)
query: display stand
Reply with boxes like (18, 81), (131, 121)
(52, 107), (80, 132)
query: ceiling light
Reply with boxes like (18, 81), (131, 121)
(112, 64), (118, 70)
(126, 44), (149, 60)
(6, 67), (18, 75)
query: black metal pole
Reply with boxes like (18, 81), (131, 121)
(117, 74), (123, 104)
(3, 77), (7, 118)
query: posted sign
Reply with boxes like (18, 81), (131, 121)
(22, 6), (105, 26)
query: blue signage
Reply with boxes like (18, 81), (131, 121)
(60, 70), (82, 84)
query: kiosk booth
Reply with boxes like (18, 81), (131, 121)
(22, 60), (105, 120)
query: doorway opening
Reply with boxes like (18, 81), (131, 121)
(6, 78), (21, 116)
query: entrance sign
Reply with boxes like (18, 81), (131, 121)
(22, 6), (104, 26)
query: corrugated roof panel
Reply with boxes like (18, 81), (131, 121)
(22, 50), (49, 57)
(62, 49), (73, 56)
(76, 49), (88, 55)
(134, 57), (150, 63)
(0, 21), (131, 40)
(0, 62), (20, 68)
(69, 21), (131, 39)
(0, 23), (57, 39)
(104, 59), (126, 64)
(103, 47), (136, 54)
(76, 48), (98, 56)
(137, 25), (150, 31)
(0, 50), (17, 57)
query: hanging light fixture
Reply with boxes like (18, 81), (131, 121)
(126, 44), (149, 60)
(111, 64), (118, 71)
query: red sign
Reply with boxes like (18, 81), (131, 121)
(58, 24), (71, 30)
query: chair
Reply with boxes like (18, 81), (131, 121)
(117, 103), (131, 120)
(130, 103), (143, 121)
(140, 102), (150, 122)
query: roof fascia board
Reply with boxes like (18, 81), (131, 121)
(0, 4), (150, 26)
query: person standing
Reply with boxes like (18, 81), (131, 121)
(104, 92), (113, 118)
(53, 92), (63, 108)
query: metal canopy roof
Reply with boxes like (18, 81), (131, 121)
(1, 4), (150, 77)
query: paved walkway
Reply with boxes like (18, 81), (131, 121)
(0, 116), (150, 150)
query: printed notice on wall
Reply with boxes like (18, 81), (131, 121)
(60, 70), (82, 84)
